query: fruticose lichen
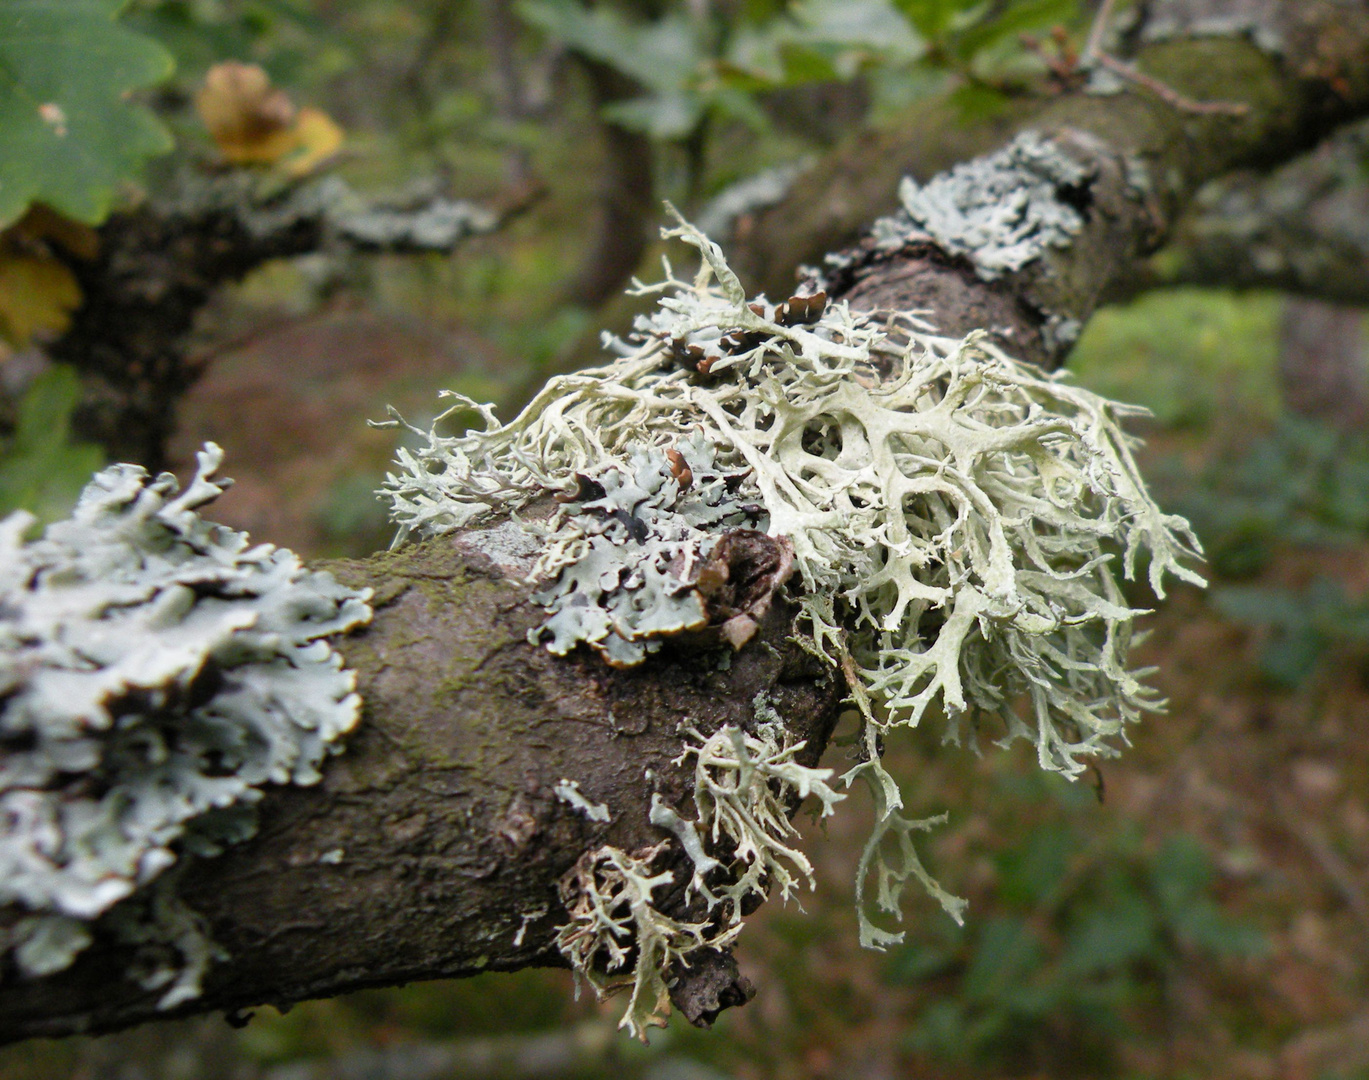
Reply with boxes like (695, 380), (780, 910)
(0, 444), (372, 1002)
(554, 778), (612, 823)
(561, 713), (841, 1040)
(381, 207), (1203, 1001)
(856, 130), (1094, 281)
(556, 842), (737, 1042)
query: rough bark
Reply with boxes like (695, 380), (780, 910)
(0, 535), (841, 1044)
(7, 0), (1369, 1048)
(1146, 117), (1369, 304)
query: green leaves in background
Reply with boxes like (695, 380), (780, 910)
(0, 0), (174, 228)
(516, 0), (1087, 143)
(1214, 578), (1369, 689)
(0, 364), (104, 522)
(885, 775), (1265, 1069)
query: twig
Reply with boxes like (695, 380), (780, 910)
(1082, 0), (1119, 62)
(1096, 52), (1251, 116)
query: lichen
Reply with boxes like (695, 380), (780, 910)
(1140, 0), (1285, 55)
(554, 778), (612, 823)
(666, 713), (845, 921)
(555, 842), (738, 1042)
(381, 208), (1202, 955)
(559, 710), (841, 1040)
(527, 437), (764, 666)
(855, 131), (1095, 281)
(0, 443), (372, 999)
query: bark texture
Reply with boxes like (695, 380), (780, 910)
(1150, 118), (1369, 304)
(0, 535), (841, 1043)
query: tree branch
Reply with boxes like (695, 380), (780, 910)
(1143, 116), (1369, 303)
(48, 170), (536, 469)
(0, 535), (841, 1044)
(6, 0), (1369, 1048)
(732, 0), (1369, 365)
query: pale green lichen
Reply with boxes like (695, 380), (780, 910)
(555, 842), (739, 1042)
(0, 444), (372, 1000)
(562, 712), (841, 1039)
(666, 716), (844, 922)
(382, 209), (1202, 962)
(554, 778), (612, 823)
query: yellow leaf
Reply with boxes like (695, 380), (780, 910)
(281, 107), (344, 177)
(0, 253), (82, 349)
(197, 61), (297, 165)
(15, 205), (99, 261)
(196, 62), (344, 175)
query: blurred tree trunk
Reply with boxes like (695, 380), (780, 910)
(561, 58), (657, 308)
(1280, 298), (1369, 430)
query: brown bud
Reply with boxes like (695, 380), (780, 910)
(666, 449), (693, 490)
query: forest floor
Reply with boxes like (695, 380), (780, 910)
(4, 285), (1368, 1080)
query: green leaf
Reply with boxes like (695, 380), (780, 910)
(0, 364), (105, 522)
(994, 823), (1072, 908)
(601, 92), (705, 140)
(1149, 834), (1214, 916)
(516, 1), (701, 93)
(0, 0), (175, 228)
(1059, 893), (1159, 975)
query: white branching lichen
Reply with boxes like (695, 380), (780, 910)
(0, 444), (372, 1000)
(381, 207), (1202, 980)
(554, 778), (612, 823)
(668, 715), (844, 922)
(560, 713), (840, 1040)
(555, 842), (739, 1042)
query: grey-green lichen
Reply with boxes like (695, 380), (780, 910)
(381, 207), (1203, 986)
(528, 437), (763, 667)
(556, 842), (737, 1042)
(0, 444), (372, 1001)
(1140, 0), (1285, 55)
(666, 714), (845, 922)
(561, 712), (841, 1040)
(854, 131), (1095, 281)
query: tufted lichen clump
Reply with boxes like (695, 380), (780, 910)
(380, 209), (1203, 995)
(0, 444), (372, 1004)
(563, 713), (841, 1040)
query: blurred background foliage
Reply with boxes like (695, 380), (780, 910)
(2, 1), (1369, 1078)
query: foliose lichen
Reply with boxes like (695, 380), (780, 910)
(858, 130), (1095, 281)
(381, 207), (1202, 976)
(0, 443), (372, 1001)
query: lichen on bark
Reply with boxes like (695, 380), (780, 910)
(379, 210), (1203, 956)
